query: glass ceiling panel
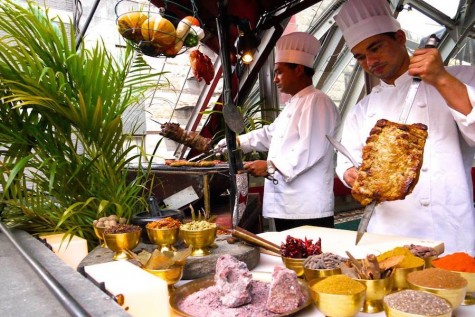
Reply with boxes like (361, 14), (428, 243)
(36, 0), (472, 161)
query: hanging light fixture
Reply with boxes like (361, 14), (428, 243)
(236, 19), (260, 64)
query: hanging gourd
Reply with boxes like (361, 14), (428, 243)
(115, 0), (203, 58)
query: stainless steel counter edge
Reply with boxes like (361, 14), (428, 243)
(0, 229), (129, 317)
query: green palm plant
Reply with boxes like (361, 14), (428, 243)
(0, 0), (165, 247)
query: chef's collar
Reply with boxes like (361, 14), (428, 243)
(287, 85), (317, 103)
(378, 72), (412, 88)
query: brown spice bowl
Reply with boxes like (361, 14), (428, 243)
(144, 262), (185, 291)
(407, 281), (467, 309)
(281, 257), (305, 278)
(103, 230), (141, 261)
(391, 264), (424, 291)
(146, 227), (179, 252)
(355, 276), (393, 313)
(308, 278), (365, 317)
(303, 266), (341, 282)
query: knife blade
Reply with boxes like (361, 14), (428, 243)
(355, 200), (376, 245)
(398, 34), (440, 123)
(326, 135), (360, 168)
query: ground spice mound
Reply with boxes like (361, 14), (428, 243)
(407, 268), (468, 289)
(177, 280), (280, 317)
(377, 246), (424, 268)
(312, 274), (365, 295)
(432, 252), (475, 272)
(384, 290), (451, 315)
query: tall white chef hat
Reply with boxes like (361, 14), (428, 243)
(275, 32), (321, 68)
(334, 0), (401, 50)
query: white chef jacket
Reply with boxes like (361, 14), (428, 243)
(239, 85), (341, 220)
(335, 66), (475, 256)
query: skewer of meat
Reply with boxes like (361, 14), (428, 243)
(159, 122), (212, 153)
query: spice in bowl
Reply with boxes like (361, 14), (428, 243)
(146, 217), (182, 229)
(312, 274), (365, 295)
(432, 252), (475, 272)
(407, 268), (467, 289)
(377, 247), (424, 269)
(104, 223), (141, 234)
(406, 268), (468, 309)
(304, 252), (347, 270)
(384, 290), (452, 316)
(280, 235), (323, 277)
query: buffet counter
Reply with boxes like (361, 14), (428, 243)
(171, 226), (475, 317)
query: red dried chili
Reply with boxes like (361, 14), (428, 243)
(280, 235), (322, 258)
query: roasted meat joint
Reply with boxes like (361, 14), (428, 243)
(352, 119), (428, 206)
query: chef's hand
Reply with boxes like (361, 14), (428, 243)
(214, 138), (240, 155)
(410, 46), (472, 116)
(214, 138), (229, 155)
(409, 47), (446, 86)
(343, 167), (358, 187)
(244, 160), (267, 177)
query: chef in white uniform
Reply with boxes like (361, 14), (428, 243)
(334, 0), (475, 255)
(219, 32), (340, 231)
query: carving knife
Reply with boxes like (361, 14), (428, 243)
(398, 34), (440, 123)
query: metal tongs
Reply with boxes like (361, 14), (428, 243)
(188, 146), (224, 162)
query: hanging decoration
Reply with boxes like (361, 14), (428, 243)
(115, 0), (204, 58)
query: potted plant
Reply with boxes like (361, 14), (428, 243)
(0, 0), (165, 248)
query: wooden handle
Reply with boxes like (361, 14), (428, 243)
(231, 227), (281, 255)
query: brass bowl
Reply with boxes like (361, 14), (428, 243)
(93, 225), (106, 248)
(449, 270), (475, 306)
(392, 264), (424, 291)
(180, 226), (217, 256)
(145, 262), (185, 291)
(383, 290), (452, 317)
(303, 266), (341, 282)
(170, 272), (312, 317)
(103, 230), (141, 260)
(146, 227), (179, 252)
(355, 276), (393, 313)
(422, 255), (438, 268)
(281, 257), (305, 278)
(308, 278), (365, 317)
(407, 280), (467, 309)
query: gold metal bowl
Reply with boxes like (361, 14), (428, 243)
(392, 264), (424, 291)
(308, 278), (365, 317)
(93, 225), (106, 247)
(146, 227), (179, 252)
(303, 266), (341, 282)
(407, 280), (467, 309)
(103, 230), (141, 260)
(169, 272), (312, 317)
(281, 257), (306, 278)
(180, 226), (217, 256)
(144, 262), (185, 291)
(449, 270), (475, 305)
(355, 276), (393, 313)
(422, 255), (438, 268)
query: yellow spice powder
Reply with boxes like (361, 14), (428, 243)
(377, 247), (424, 268)
(312, 274), (365, 295)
